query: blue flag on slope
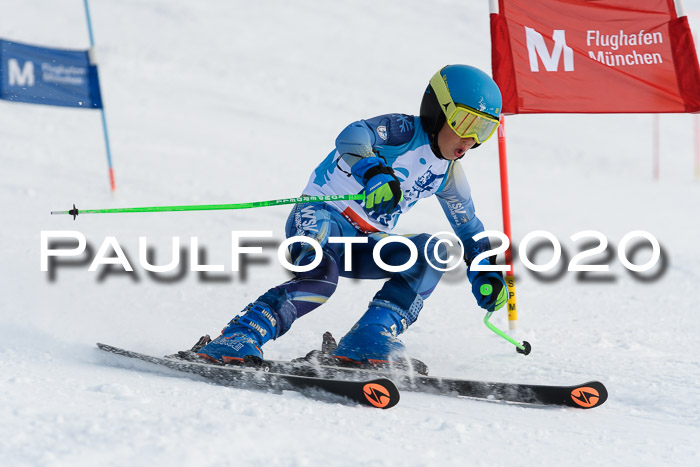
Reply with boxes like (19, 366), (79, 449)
(0, 39), (102, 109)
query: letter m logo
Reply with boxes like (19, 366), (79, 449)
(525, 27), (574, 72)
(8, 59), (35, 86)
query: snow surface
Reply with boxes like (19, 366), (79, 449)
(2, 1), (700, 465)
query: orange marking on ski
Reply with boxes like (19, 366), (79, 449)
(196, 353), (222, 363)
(332, 356), (362, 364)
(221, 356), (244, 363)
(363, 383), (392, 408)
(367, 359), (389, 365)
(570, 387), (600, 408)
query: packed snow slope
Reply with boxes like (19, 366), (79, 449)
(2, 1), (700, 465)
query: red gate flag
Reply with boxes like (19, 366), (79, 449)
(490, 0), (700, 114)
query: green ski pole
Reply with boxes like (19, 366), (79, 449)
(483, 310), (531, 355)
(51, 194), (365, 220)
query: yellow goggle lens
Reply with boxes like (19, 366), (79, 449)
(448, 106), (500, 144)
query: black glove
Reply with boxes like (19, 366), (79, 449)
(351, 157), (403, 215)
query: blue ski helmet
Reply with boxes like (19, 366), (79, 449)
(420, 65), (502, 151)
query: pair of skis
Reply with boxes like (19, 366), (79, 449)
(97, 343), (399, 408)
(96, 342), (607, 410)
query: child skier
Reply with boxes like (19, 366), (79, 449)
(197, 64), (508, 365)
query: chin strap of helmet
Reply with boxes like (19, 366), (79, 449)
(430, 137), (445, 160)
(429, 116), (472, 161)
(429, 114), (446, 160)
(430, 136), (469, 161)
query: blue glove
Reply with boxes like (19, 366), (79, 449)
(351, 157), (403, 215)
(471, 271), (508, 312)
(464, 237), (508, 312)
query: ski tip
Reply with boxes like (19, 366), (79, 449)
(569, 381), (608, 409)
(362, 378), (400, 409)
(96, 342), (120, 353)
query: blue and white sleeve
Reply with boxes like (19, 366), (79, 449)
(436, 162), (494, 282)
(334, 114), (416, 166)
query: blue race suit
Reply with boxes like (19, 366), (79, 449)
(255, 114), (488, 338)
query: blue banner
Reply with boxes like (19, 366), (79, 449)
(0, 39), (102, 109)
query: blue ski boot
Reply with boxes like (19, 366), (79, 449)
(197, 290), (296, 364)
(332, 300), (418, 365)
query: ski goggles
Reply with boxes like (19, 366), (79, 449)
(446, 105), (500, 143)
(429, 73), (500, 144)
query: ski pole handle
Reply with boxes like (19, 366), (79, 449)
(483, 311), (531, 355)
